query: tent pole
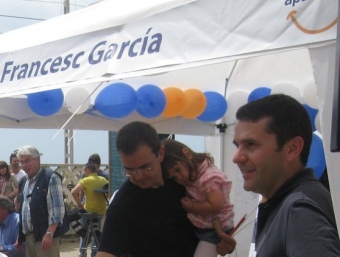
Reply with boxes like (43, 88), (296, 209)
(63, 0), (73, 164)
(331, 2), (340, 152)
(219, 61), (237, 170)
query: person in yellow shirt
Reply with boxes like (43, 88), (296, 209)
(73, 163), (108, 215)
(71, 162), (108, 257)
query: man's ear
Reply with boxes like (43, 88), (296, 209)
(182, 148), (192, 160)
(286, 136), (304, 162)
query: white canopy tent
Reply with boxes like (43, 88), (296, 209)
(0, 0), (339, 256)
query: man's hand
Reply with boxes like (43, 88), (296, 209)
(41, 233), (53, 251)
(216, 232), (236, 256)
(14, 239), (23, 251)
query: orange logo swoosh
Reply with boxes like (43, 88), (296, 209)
(287, 10), (337, 34)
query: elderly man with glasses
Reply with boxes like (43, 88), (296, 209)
(15, 145), (69, 257)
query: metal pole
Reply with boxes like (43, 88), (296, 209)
(64, 0), (70, 14)
(63, 0), (73, 164)
(64, 129), (74, 164)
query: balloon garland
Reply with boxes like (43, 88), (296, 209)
(26, 82), (321, 134)
(27, 82), (325, 182)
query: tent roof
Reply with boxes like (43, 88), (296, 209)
(0, 0), (195, 53)
(0, 0), (336, 97)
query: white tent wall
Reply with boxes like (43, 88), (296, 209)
(309, 43), (340, 233)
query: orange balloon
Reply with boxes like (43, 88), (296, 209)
(162, 87), (187, 117)
(181, 89), (207, 119)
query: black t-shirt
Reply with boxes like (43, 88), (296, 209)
(99, 179), (198, 257)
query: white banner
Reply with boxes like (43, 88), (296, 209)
(0, 0), (337, 96)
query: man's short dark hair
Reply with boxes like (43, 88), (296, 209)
(0, 195), (15, 213)
(116, 121), (161, 156)
(9, 152), (17, 163)
(236, 94), (312, 165)
(88, 153), (101, 166)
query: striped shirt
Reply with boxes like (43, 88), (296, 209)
(22, 168), (65, 234)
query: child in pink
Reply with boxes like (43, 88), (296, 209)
(161, 139), (234, 257)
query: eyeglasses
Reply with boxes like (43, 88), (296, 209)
(122, 167), (152, 177)
(19, 157), (36, 166)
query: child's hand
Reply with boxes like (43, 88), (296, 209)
(217, 232), (236, 256)
(181, 197), (193, 212)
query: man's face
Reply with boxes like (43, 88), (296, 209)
(19, 155), (40, 178)
(120, 144), (164, 189)
(232, 118), (288, 199)
(11, 156), (20, 169)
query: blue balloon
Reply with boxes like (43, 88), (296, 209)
(197, 92), (227, 122)
(95, 83), (137, 118)
(303, 104), (318, 132)
(136, 84), (166, 118)
(248, 87), (271, 102)
(307, 133), (326, 179)
(27, 89), (64, 116)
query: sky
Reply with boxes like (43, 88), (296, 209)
(0, 0), (82, 33)
(0, 0), (204, 165)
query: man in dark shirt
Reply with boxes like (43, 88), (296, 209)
(233, 94), (340, 256)
(97, 121), (236, 257)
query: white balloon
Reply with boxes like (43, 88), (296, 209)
(271, 82), (303, 103)
(302, 82), (319, 109)
(64, 87), (91, 114)
(225, 90), (249, 124)
(315, 111), (321, 134)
